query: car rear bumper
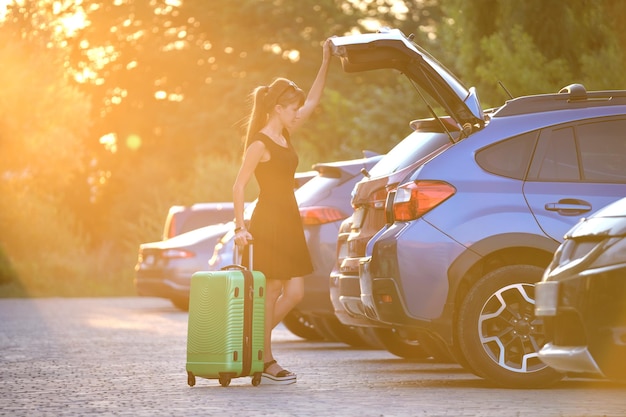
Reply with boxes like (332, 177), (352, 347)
(359, 220), (463, 324)
(330, 270), (384, 327)
(538, 343), (602, 376)
(359, 257), (417, 327)
(134, 270), (190, 300)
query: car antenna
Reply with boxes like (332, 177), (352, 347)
(498, 80), (514, 99)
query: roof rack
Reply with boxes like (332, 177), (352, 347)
(494, 84), (626, 117)
(558, 83), (587, 100)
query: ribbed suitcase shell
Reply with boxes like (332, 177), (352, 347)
(186, 266), (265, 387)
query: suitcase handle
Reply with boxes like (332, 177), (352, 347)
(221, 239), (253, 271)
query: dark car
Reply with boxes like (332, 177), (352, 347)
(331, 28), (626, 387)
(207, 153), (382, 344)
(536, 196), (626, 383)
(330, 118), (456, 358)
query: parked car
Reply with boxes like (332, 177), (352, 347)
(162, 172), (316, 240)
(536, 196), (626, 383)
(135, 172), (317, 310)
(330, 28), (626, 387)
(135, 222), (233, 310)
(208, 153), (383, 345)
(162, 203), (237, 240)
(330, 117), (457, 358)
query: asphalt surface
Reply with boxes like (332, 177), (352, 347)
(1, 297), (625, 417)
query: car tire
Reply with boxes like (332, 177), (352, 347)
(373, 327), (429, 359)
(282, 309), (324, 341)
(417, 333), (456, 363)
(311, 316), (373, 347)
(354, 327), (386, 349)
(458, 264), (564, 388)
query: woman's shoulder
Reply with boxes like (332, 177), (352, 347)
(249, 132), (270, 147)
(252, 131), (272, 143)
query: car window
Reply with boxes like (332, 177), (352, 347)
(368, 131), (449, 178)
(532, 127), (580, 181)
(528, 117), (626, 183)
(577, 119), (626, 182)
(475, 131), (537, 180)
(295, 175), (339, 206)
(180, 209), (235, 234)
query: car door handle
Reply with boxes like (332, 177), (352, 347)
(544, 199), (592, 216)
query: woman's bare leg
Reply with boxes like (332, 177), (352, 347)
(264, 278), (283, 365)
(263, 277), (303, 380)
(271, 276), (304, 328)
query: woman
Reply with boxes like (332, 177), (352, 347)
(232, 39), (333, 385)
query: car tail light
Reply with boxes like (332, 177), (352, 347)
(300, 206), (347, 226)
(161, 249), (195, 259)
(393, 180), (455, 221)
(166, 218), (177, 239)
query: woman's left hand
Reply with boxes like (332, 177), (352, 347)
(234, 228), (253, 247)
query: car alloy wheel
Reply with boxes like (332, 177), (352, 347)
(458, 265), (563, 388)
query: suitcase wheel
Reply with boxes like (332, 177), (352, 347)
(187, 371), (196, 387)
(251, 373), (262, 387)
(219, 376), (231, 387)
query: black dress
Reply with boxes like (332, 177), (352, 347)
(244, 131), (313, 280)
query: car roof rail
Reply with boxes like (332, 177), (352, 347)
(559, 83), (587, 101)
(494, 84), (626, 117)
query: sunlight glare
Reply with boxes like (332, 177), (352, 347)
(87, 314), (184, 336)
(0, 0), (9, 22)
(126, 134), (141, 151)
(99, 133), (118, 153)
(55, 5), (88, 37)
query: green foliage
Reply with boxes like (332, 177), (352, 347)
(0, 245), (17, 285)
(0, 23), (106, 297)
(475, 26), (573, 106)
(440, 0), (626, 106)
(579, 42), (626, 91)
(0, 39), (89, 191)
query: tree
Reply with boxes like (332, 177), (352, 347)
(439, 0), (626, 106)
(2, 0), (424, 296)
(0, 5), (93, 295)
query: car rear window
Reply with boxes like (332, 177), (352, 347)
(295, 174), (341, 206)
(179, 209), (235, 235)
(368, 131), (450, 178)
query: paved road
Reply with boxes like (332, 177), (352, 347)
(1, 297), (625, 417)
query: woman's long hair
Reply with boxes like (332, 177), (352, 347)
(244, 77), (305, 150)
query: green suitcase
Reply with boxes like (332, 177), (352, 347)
(186, 244), (265, 387)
